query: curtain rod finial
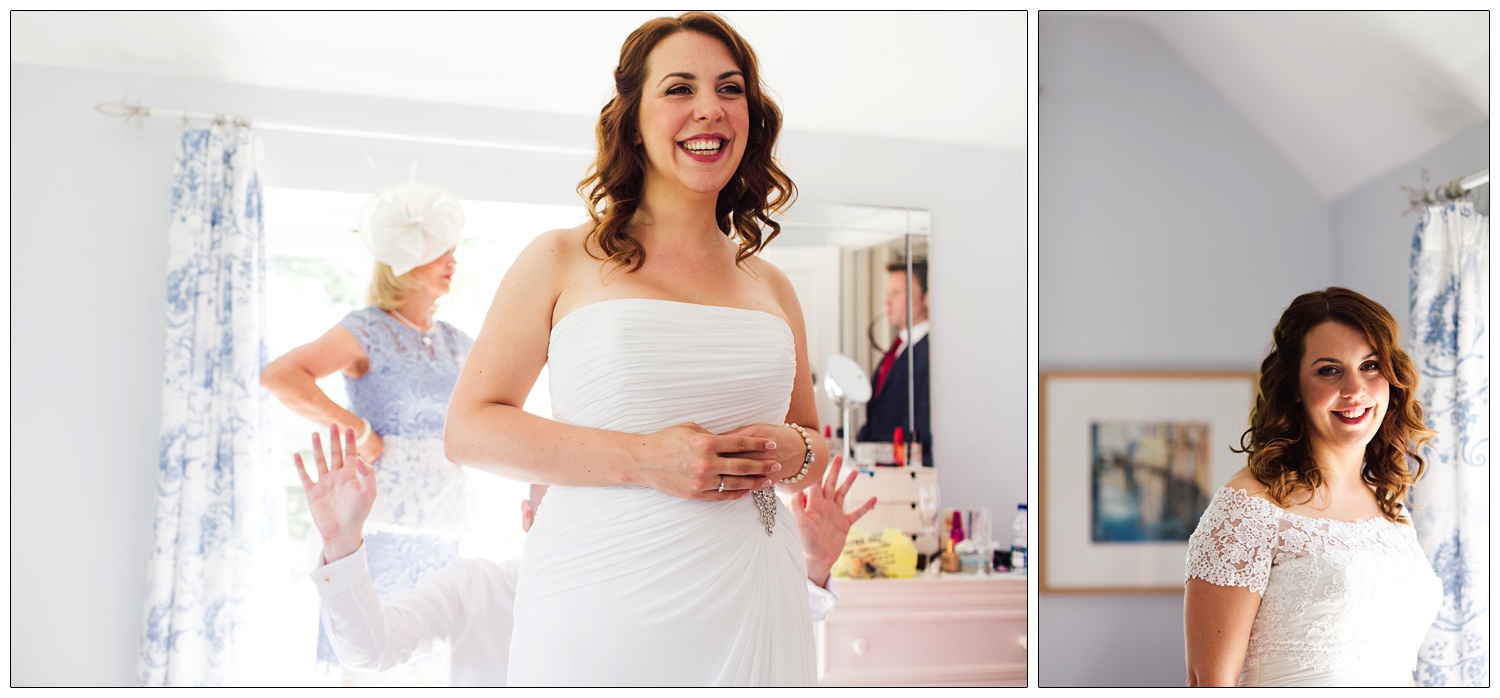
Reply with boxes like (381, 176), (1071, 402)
(95, 92), (148, 129)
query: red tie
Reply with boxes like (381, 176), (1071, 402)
(876, 336), (904, 395)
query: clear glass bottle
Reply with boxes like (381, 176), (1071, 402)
(1010, 503), (1028, 573)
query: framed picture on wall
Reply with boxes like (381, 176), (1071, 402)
(1040, 372), (1256, 593)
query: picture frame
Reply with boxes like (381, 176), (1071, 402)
(1040, 372), (1256, 593)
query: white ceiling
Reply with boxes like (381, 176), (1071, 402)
(16, 11), (1485, 199)
(1068, 11), (1489, 198)
(10, 10), (1027, 150)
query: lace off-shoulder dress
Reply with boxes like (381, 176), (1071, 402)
(1185, 486), (1441, 687)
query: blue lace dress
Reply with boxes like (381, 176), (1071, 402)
(315, 306), (474, 680)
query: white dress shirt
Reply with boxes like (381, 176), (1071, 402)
(896, 319), (930, 357)
(312, 544), (838, 687)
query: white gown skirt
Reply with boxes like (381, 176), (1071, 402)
(508, 484), (816, 686)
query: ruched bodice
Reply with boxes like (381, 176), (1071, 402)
(547, 298), (795, 434)
(1187, 487), (1441, 686)
(509, 298), (815, 686)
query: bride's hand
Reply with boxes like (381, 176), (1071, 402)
(640, 423), (782, 500)
(723, 423), (807, 476)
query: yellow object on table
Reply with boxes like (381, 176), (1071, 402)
(831, 526), (919, 579)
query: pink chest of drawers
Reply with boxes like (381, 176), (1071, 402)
(816, 574), (1027, 686)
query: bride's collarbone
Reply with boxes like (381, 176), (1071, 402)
(1274, 486), (1389, 523)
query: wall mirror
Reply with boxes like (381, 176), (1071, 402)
(761, 203), (931, 464)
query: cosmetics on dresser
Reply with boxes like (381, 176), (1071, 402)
(892, 426), (906, 467)
(940, 538), (962, 573)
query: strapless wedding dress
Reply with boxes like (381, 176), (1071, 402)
(1186, 486), (1441, 687)
(507, 298), (816, 687)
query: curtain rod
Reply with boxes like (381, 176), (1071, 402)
(95, 98), (595, 156)
(1403, 168), (1488, 215)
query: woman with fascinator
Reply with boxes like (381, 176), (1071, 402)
(261, 179), (473, 682)
(445, 12), (826, 686)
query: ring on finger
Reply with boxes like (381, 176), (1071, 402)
(718, 476), (725, 493)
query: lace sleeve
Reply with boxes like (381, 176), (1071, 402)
(337, 307), (376, 358)
(441, 321), (474, 360)
(1185, 487), (1279, 595)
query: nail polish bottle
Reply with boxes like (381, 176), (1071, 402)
(940, 538), (961, 573)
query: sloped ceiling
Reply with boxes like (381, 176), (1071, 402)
(10, 10), (1026, 150)
(1070, 11), (1488, 198)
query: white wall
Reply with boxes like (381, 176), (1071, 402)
(1038, 16), (1333, 687)
(11, 62), (1025, 686)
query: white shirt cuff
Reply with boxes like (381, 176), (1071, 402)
(310, 542), (369, 599)
(807, 578), (839, 623)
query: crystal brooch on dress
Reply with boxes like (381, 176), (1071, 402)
(752, 489), (777, 536)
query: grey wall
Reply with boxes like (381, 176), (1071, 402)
(1039, 15), (1486, 688)
(1038, 16), (1332, 688)
(1330, 120), (1489, 333)
(11, 62), (1024, 686)
(1039, 16), (1332, 372)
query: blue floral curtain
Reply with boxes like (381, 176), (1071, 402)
(1409, 198), (1488, 687)
(138, 124), (284, 686)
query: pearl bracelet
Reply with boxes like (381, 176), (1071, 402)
(356, 418), (373, 447)
(779, 422), (814, 484)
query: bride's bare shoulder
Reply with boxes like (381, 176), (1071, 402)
(524, 221), (593, 258)
(1220, 468), (1272, 501)
(510, 221), (598, 275)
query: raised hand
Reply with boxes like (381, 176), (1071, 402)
(293, 423), (377, 563)
(791, 455), (877, 587)
(635, 423), (782, 501)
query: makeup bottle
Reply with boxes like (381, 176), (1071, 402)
(893, 426), (905, 467)
(940, 538), (961, 573)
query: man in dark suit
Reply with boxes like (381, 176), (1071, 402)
(857, 260), (930, 465)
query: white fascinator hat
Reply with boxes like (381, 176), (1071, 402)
(357, 172), (465, 277)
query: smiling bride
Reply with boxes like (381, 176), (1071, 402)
(1183, 287), (1440, 687)
(443, 12), (828, 686)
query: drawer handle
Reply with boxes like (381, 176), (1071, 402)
(851, 638), (869, 657)
(1018, 635), (1028, 650)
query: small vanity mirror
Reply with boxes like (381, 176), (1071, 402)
(821, 352), (872, 466)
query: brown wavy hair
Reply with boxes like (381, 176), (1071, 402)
(577, 11), (796, 273)
(1234, 287), (1434, 523)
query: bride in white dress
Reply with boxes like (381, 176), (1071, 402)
(444, 13), (827, 686)
(1185, 288), (1441, 687)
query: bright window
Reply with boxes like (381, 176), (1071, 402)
(260, 186), (587, 683)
